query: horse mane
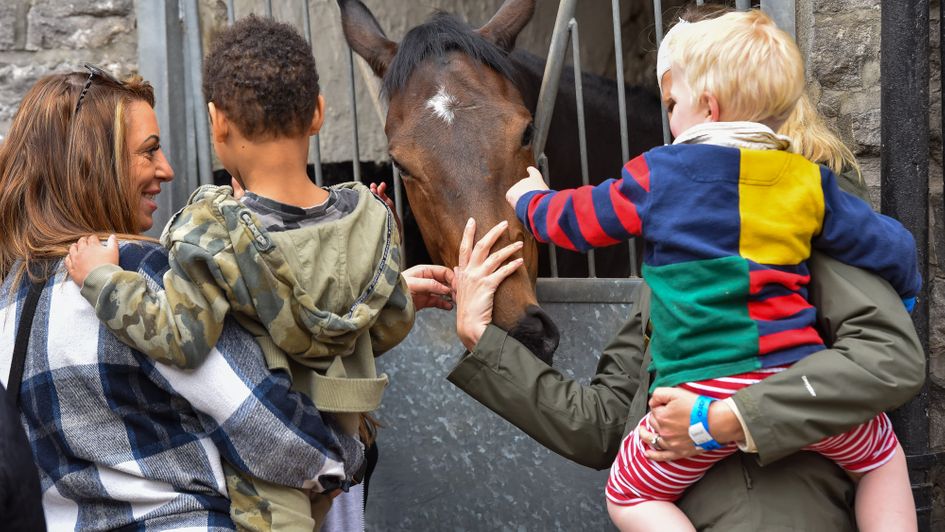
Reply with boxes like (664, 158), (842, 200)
(383, 11), (520, 97)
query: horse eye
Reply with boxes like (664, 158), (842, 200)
(521, 123), (535, 147)
(390, 156), (409, 177)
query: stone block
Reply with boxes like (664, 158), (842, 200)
(0, 2), (17, 50)
(816, 89), (844, 120)
(31, 0), (132, 19)
(809, 13), (880, 90)
(813, 0), (880, 15)
(857, 156), (881, 208)
(0, 62), (56, 123)
(25, 0), (134, 51)
(932, 273), (945, 345)
(850, 107), (881, 150)
(27, 13), (134, 51)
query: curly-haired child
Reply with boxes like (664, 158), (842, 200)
(66, 15), (414, 531)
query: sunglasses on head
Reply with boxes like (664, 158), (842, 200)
(74, 63), (124, 115)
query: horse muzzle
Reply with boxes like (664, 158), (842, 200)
(508, 304), (560, 366)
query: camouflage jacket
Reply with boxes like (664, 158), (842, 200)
(82, 182), (415, 413)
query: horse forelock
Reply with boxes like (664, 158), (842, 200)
(382, 11), (521, 98)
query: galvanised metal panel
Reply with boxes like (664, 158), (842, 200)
(367, 289), (638, 530)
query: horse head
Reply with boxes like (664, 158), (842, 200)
(338, 0), (559, 364)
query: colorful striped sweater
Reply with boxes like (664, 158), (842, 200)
(516, 144), (921, 389)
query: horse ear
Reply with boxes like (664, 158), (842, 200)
(476, 0), (536, 52)
(337, 0), (398, 78)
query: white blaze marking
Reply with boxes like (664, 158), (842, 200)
(426, 85), (457, 125)
(802, 375), (817, 397)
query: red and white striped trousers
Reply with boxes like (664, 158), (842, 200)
(606, 367), (899, 507)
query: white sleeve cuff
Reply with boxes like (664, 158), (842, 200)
(723, 397), (758, 453)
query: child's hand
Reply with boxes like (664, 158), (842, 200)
(65, 235), (118, 287)
(505, 166), (549, 208)
(370, 182), (394, 210)
(370, 182), (403, 237)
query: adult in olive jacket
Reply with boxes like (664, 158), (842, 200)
(447, 217), (924, 531)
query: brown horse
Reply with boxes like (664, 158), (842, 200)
(338, 0), (560, 363)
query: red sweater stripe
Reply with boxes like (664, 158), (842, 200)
(748, 293), (812, 321)
(749, 269), (810, 294)
(625, 156), (650, 192)
(758, 327), (823, 355)
(544, 190), (578, 250)
(573, 186), (621, 247)
(609, 181), (643, 237)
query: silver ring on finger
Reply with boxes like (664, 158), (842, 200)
(649, 434), (664, 451)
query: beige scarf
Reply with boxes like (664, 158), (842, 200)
(672, 121), (792, 151)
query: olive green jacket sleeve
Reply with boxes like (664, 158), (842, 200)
(730, 252), (925, 464)
(448, 253), (923, 469)
(447, 283), (650, 470)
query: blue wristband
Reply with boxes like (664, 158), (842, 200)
(902, 296), (916, 313)
(688, 395), (723, 451)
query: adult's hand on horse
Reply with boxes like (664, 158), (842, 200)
(454, 218), (525, 350)
(505, 166), (549, 209)
(403, 265), (454, 311)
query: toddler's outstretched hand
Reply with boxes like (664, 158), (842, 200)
(65, 235), (119, 287)
(505, 166), (549, 208)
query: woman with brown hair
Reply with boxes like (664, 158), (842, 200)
(0, 67), (365, 530)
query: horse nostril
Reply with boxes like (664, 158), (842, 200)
(508, 304), (560, 366)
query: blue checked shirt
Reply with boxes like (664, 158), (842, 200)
(0, 243), (363, 531)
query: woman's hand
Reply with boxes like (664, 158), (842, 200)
(65, 235), (118, 287)
(402, 264), (454, 311)
(641, 387), (745, 461)
(453, 218), (524, 350)
(639, 386), (704, 461)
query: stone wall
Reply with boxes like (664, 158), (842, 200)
(0, 0), (139, 143)
(797, 0), (944, 526)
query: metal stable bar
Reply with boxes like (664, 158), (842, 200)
(881, 1), (932, 529)
(226, 0), (235, 25)
(264, 0), (272, 17)
(532, 0), (576, 279)
(653, 0), (671, 146)
(537, 278), (641, 304)
(536, 153), (558, 277)
(735, 0), (751, 10)
(392, 167), (404, 227)
(568, 18), (595, 278)
(300, 0), (324, 186)
(611, 0), (629, 164)
(182, 0), (213, 186)
(612, 0), (638, 277)
(347, 47), (362, 183)
(532, 0), (576, 160)
(135, 0), (192, 237)
(760, 0), (796, 38)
